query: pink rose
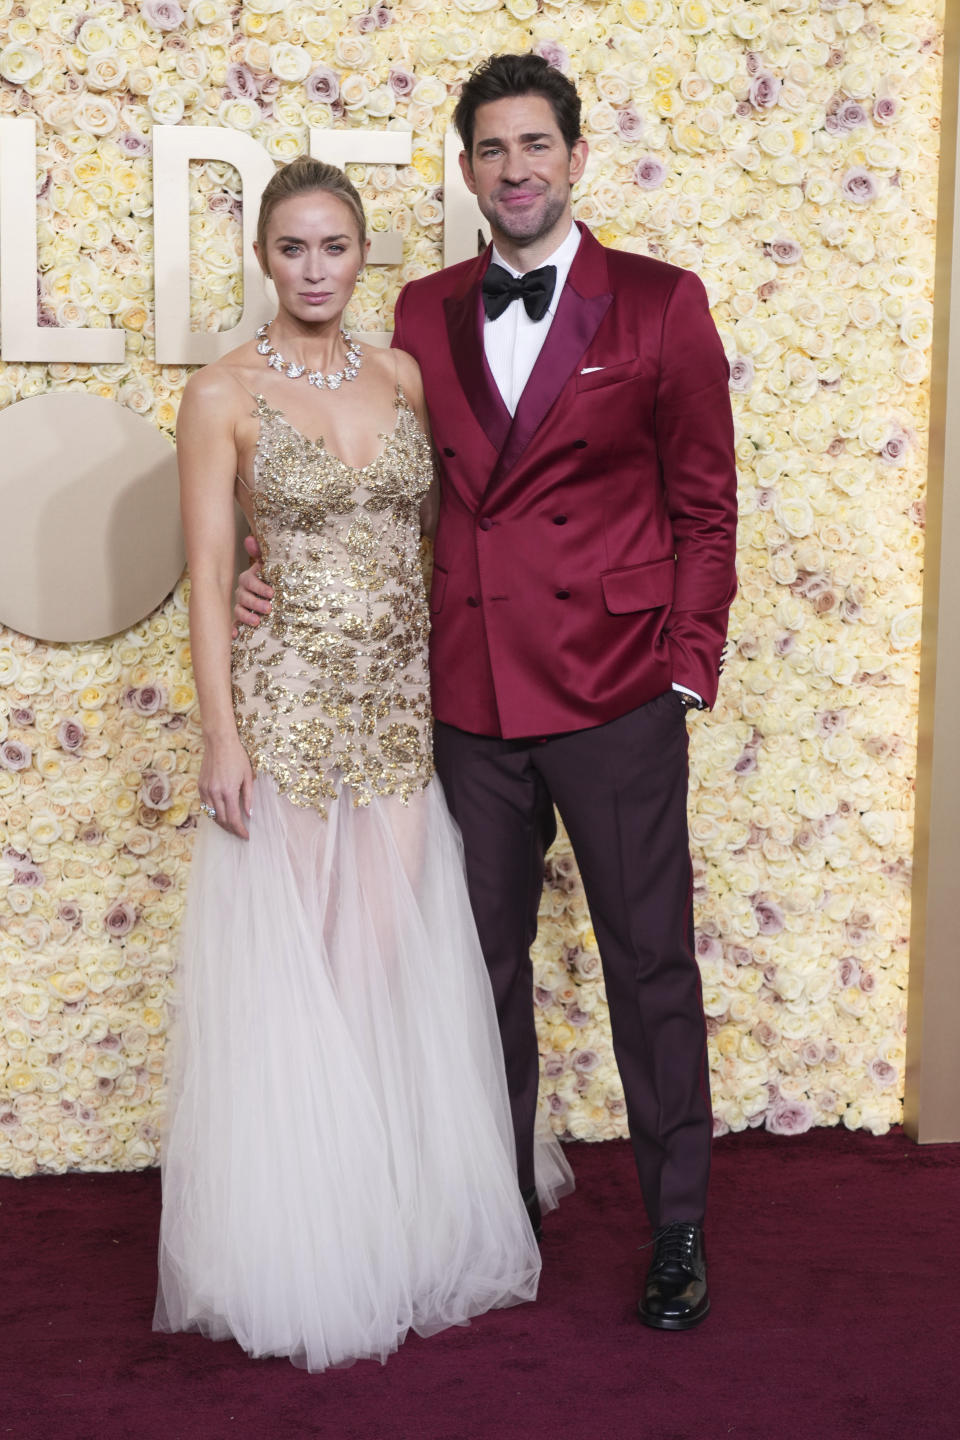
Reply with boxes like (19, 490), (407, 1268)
(616, 105), (644, 142)
(745, 51), (763, 77)
(754, 1022), (779, 1048)
(58, 901), (82, 928)
(306, 66), (340, 104)
(753, 898), (784, 935)
(695, 933), (722, 962)
(874, 96), (897, 125)
(534, 41), (570, 73)
(633, 156), (666, 190)
(838, 956), (860, 988)
(566, 1005), (592, 1028)
(767, 1100), (814, 1136)
(869, 1058), (897, 1088)
(13, 862), (44, 887)
(842, 167), (878, 204)
(130, 684), (166, 716)
(801, 1041), (825, 1066)
(79, 823), (103, 845)
(374, 2), (392, 26)
(140, 0), (183, 32)
(57, 719), (85, 752)
(149, 872), (173, 891)
(816, 710), (845, 736)
(768, 237), (802, 265)
(118, 132), (150, 156)
(837, 99), (867, 129)
(11, 706), (34, 726)
(879, 430), (909, 464)
(534, 985), (555, 1007)
(728, 355), (755, 392)
(749, 72), (782, 110)
(573, 1049), (600, 1074)
(0, 740), (31, 771)
(104, 901), (137, 938)
(548, 1093), (568, 1114)
(542, 1054), (566, 1078)
(140, 771), (172, 810)
(388, 67), (415, 98)
(226, 64), (259, 100)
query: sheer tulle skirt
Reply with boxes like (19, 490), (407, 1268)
(154, 775), (571, 1371)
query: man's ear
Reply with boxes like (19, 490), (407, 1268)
(458, 150), (478, 197)
(569, 137), (589, 186)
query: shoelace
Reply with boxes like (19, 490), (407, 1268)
(641, 1222), (698, 1269)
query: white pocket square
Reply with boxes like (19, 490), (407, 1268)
(580, 365), (604, 374)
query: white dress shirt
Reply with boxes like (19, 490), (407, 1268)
(482, 222), (581, 416)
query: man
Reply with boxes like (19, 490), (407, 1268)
(236, 54), (737, 1330)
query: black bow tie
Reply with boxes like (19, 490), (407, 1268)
(481, 263), (557, 322)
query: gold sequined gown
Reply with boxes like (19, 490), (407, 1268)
(155, 389), (552, 1372)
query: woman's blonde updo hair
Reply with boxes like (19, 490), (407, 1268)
(256, 156), (367, 274)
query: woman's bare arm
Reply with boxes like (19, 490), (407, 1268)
(179, 367), (254, 838)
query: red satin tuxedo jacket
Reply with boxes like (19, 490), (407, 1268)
(392, 223), (738, 739)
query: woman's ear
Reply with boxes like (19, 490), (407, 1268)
(253, 240), (270, 281)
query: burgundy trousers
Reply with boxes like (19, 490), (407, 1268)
(433, 690), (712, 1228)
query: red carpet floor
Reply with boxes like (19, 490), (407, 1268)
(1, 1127), (957, 1440)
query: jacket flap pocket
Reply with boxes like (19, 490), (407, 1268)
(601, 557), (675, 615)
(429, 564), (448, 614)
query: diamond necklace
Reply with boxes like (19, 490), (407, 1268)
(255, 323), (362, 390)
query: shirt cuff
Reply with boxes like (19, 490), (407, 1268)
(672, 682), (703, 706)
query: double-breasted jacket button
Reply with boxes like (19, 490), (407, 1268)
(553, 515), (567, 525)
(466, 596), (480, 607)
(478, 517), (493, 531)
(573, 439), (588, 449)
(443, 446), (456, 457)
(555, 589), (571, 600)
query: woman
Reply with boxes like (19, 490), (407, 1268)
(154, 158), (562, 1372)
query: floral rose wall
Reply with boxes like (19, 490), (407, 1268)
(0, 0), (942, 1174)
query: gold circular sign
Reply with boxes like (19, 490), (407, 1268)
(0, 393), (184, 642)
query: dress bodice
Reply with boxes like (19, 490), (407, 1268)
(230, 389), (435, 817)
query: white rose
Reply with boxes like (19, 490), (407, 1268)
(340, 74), (370, 110)
(73, 94), (120, 136)
(270, 43), (311, 83)
(77, 20), (116, 54)
(411, 75), (446, 109)
(218, 97), (260, 130)
(264, 129), (303, 162)
(0, 44), (44, 84)
(148, 88), (185, 124)
(365, 86), (396, 118)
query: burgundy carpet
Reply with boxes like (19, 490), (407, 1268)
(1, 1128), (957, 1440)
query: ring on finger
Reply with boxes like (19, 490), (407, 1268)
(199, 802), (217, 819)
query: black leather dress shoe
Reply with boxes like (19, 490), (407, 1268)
(638, 1222), (710, 1330)
(521, 1186), (543, 1242)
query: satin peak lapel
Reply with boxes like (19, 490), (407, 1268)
(493, 281), (612, 482)
(443, 269), (512, 458)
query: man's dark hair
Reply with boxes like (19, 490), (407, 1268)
(453, 53), (583, 158)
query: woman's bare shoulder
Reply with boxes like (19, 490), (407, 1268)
(182, 340), (264, 413)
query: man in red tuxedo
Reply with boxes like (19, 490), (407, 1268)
(236, 54), (737, 1330)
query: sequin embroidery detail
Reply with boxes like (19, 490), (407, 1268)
(231, 390), (434, 817)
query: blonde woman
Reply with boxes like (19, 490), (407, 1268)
(154, 158), (554, 1372)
